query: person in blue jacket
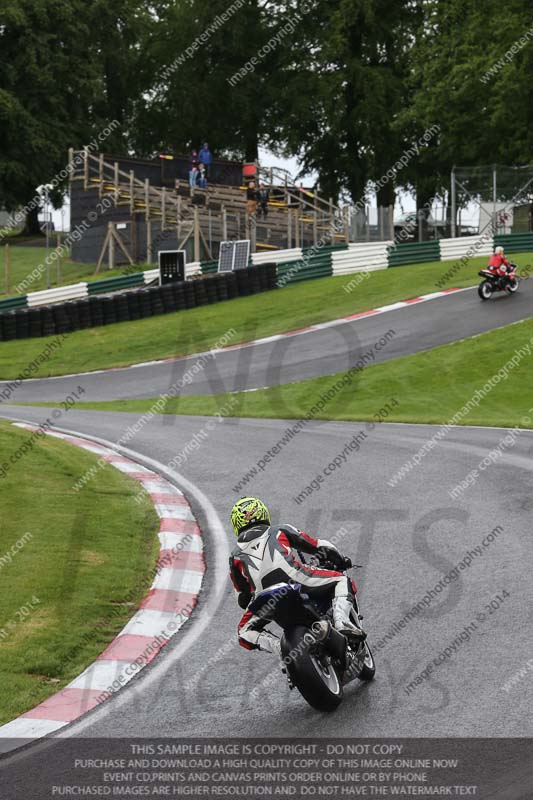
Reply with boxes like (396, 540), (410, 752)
(198, 143), (213, 178)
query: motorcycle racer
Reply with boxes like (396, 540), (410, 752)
(229, 497), (366, 656)
(487, 246), (512, 277)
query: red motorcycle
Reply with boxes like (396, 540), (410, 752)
(478, 263), (519, 300)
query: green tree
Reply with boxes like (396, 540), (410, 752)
(0, 0), (100, 231)
(270, 0), (418, 204)
(400, 0), (533, 225)
(0, 0), (152, 233)
(134, 0), (295, 161)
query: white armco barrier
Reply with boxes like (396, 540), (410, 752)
(440, 234), (494, 262)
(185, 261), (201, 277)
(331, 242), (392, 276)
(27, 282), (88, 307)
(143, 268), (159, 283)
(252, 248), (303, 265)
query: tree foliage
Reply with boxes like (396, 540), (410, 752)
(1, 0), (532, 221)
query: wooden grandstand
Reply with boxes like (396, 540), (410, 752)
(68, 147), (349, 267)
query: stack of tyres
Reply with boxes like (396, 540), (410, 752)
(213, 273), (228, 302)
(88, 296), (104, 328)
(263, 263), (278, 290)
(173, 281), (187, 310)
(65, 301), (80, 332)
(52, 304), (71, 334)
(1, 311), (17, 341)
(255, 264), (269, 292)
(193, 280), (208, 306)
(0, 261), (281, 342)
(235, 269), (250, 297)
(102, 296), (117, 325)
(148, 286), (164, 316)
(114, 293), (130, 323)
(184, 282), (196, 309)
(76, 299), (91, 329)
(28, 307), (43, 338)
(137, 289), (153, 319)
(41, 306), (56, 337)
(126, 291), (141, 320)
(247, 266), (261, 294)
(205, 276), (219, 304)
(161, 283), (178, 313)
(15, 309), (30, 340)
(225, 272), (239, 299)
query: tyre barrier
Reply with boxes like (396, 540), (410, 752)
(0, 265), (277, 341)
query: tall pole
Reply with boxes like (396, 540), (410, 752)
(147, 220), (153, 264)
(45, 187), (50, 288)
(5, 243), (10, 295)
(193, 207), (200, 262)
(108, 222), (115, 270)
(493, 164), (497, 231)
(222, 206), (228, 240)
(451, 168), (457, 238)
(56, 234), (62, 284)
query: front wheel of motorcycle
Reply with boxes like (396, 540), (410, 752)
(478, 280), (493, 300)
(505, 277), (519, 294)
(282, 626), (343, 712)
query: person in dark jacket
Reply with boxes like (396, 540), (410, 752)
(189, 149), (199, 171)
(197, 163), (207, 189)
(257, 183), (270, 220)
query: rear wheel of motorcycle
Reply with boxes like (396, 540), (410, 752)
(505, 277), (519, 294)
(348, 607), (376, 681)
(478, 281), (493, 300)
(358, 642), (376, 681)
(282, 626), (343, 712)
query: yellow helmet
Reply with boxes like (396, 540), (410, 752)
(231, 497), (271, 536)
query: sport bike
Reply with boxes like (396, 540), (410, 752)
(478, 263), (519, 300)
(247, 558), (375, 712)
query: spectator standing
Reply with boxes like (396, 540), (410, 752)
(189, 165), (198, 190)
(198, 163), (208, 189)
(189, 149), (199, 170)
(198, 143), (213, 177)
(246, 180), (257, 217)
(257, 183), (270, 220)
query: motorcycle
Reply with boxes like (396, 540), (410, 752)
(247, 558), (375, 712)
(478, 263), (519, 300)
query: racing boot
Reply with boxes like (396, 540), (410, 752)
(257, 631), (282, 657)
(332, 596), (366, 641)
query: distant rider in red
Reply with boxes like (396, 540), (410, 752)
(487, 246), (512, 277)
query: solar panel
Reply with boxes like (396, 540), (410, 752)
(233, 240), (250, 270)
(218, 240), (251, 272)
(218, 241), (235, 273)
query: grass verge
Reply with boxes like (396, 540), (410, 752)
(48, 317), (533, 430)
(1, 251), (532, 380)
(0, 245), (146, 297)
(0, 421), (159, 725)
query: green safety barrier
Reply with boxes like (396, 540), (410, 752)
(387, 239), (441, 267)
(200, 260), (219, 274)
(0, 294), (28, 312)
(276, 254), (333, 285)
(494, 233), (533, 254)
(87, 272), (145, 295)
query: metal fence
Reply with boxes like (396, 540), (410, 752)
(452, 164), (533, 237)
